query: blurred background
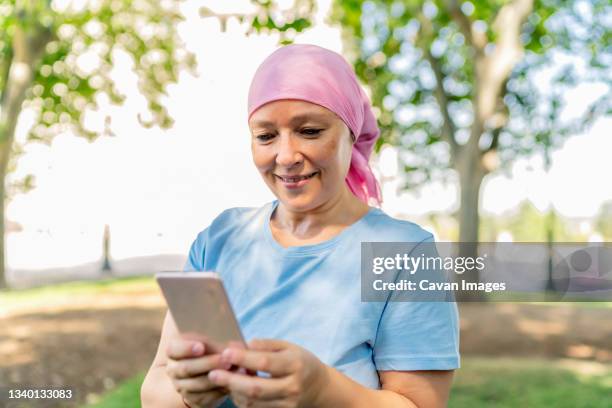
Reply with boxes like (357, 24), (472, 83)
(0, 0), (610, 407)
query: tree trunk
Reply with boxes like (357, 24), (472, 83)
(0, 164), (6, 289)
(0, 24), (50, 288)
(458, 159), (484, 244)
(454, 148), (486, 301)
(0, 19), (53, 289)
(0, 133), (16, 289)
(0, 103), (26, 289)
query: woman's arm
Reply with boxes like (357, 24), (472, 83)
(319, 367), (454, 408)
(141, 310), (228, 408)
(141, 311), (190, 408)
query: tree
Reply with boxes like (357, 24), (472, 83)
(596, 200), (612, 240)
(331, 0), (610, 294)
(0, 0), (314, 289)
(505, 200), (572, 241)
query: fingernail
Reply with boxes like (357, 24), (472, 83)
(192, 343), (204, 355)
(221, 348), (233, 361)
(209, 370), (220, 382)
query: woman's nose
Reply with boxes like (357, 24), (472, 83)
(275, 134), (303, 167)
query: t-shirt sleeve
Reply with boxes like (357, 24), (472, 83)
(183, 227), (209, 272)
(372, 235), (461, 371)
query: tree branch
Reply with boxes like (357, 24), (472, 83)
(424, 49), (459, 155)
(478, 0), (533, 122)
(485, 126), (501, 153)
(0, 23), (51, 147)
(446, 0), (486, 51)
(0, 49), (13, 108)
(466, 0), (532, 156)
(416, 13), (459, 157)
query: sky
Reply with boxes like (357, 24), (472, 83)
(5, 0), (611, 270)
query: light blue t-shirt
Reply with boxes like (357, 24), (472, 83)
(184, 200), (460, 391)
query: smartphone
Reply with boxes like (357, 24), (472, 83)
(155, 271), (246, 354)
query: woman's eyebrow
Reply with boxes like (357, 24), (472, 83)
(251, 113), (330, 127)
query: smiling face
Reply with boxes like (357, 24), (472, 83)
(249, 100), (354, 212)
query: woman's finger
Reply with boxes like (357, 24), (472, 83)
(173, 375), (223, 393)
(167, 354), (227, 379)
(166, 339), (206, 360)
(220, 348), (293, 377)
(208, 369), (295, 400)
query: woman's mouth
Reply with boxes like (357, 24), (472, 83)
(275, 171), (319, 188)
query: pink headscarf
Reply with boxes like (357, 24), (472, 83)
(247, 44), (382, 206)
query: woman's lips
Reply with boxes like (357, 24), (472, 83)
(275, 172), (318, 189)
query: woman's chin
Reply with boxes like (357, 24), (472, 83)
(276, 193), (323, 212)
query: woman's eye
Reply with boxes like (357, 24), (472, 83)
(301, 128), (322, 136)
(256, 133), (275, 142)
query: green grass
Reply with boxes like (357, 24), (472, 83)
(0, 276), (157, 311)
(85, 372), (145, 408)
(85, 357), (612, 408)
(484, 290), (612, 307)
(524, 301), (612, 309)
(450, 357), (612, 408)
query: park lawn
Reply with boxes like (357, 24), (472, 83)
(0, 275), (156, 300)
(86, 372), (146, 408)
(86, 357), (612, 408)
(450, 357), (611, 408)
(0, 275), (157, 313)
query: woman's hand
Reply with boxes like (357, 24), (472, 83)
(208, 339), (329, 408)
(165, 339), (230, 408)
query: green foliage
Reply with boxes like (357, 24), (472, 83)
(480, 200), (575, 242)
(331, 0), (611, 189)
(0, 1), (199, 207)
(13, 0), (196, 145)
(0, 1), (17, 115)
(596, 200), (612, 240)
(85, 372), (146, 408)
(248, 0), (315, 44)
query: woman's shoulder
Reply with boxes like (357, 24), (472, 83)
(212, 204), (266, 224)
(197, 202), (273, 240)
(185, 203), (273, 270)
(362, 207), (434, 243)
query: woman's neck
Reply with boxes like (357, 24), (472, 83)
(272, 188), (370, 240)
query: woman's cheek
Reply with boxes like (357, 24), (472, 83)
(320, 139), (351, 179)
(251, 146), (272, 174)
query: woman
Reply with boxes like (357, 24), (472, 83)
(141, 44), (460, 408)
